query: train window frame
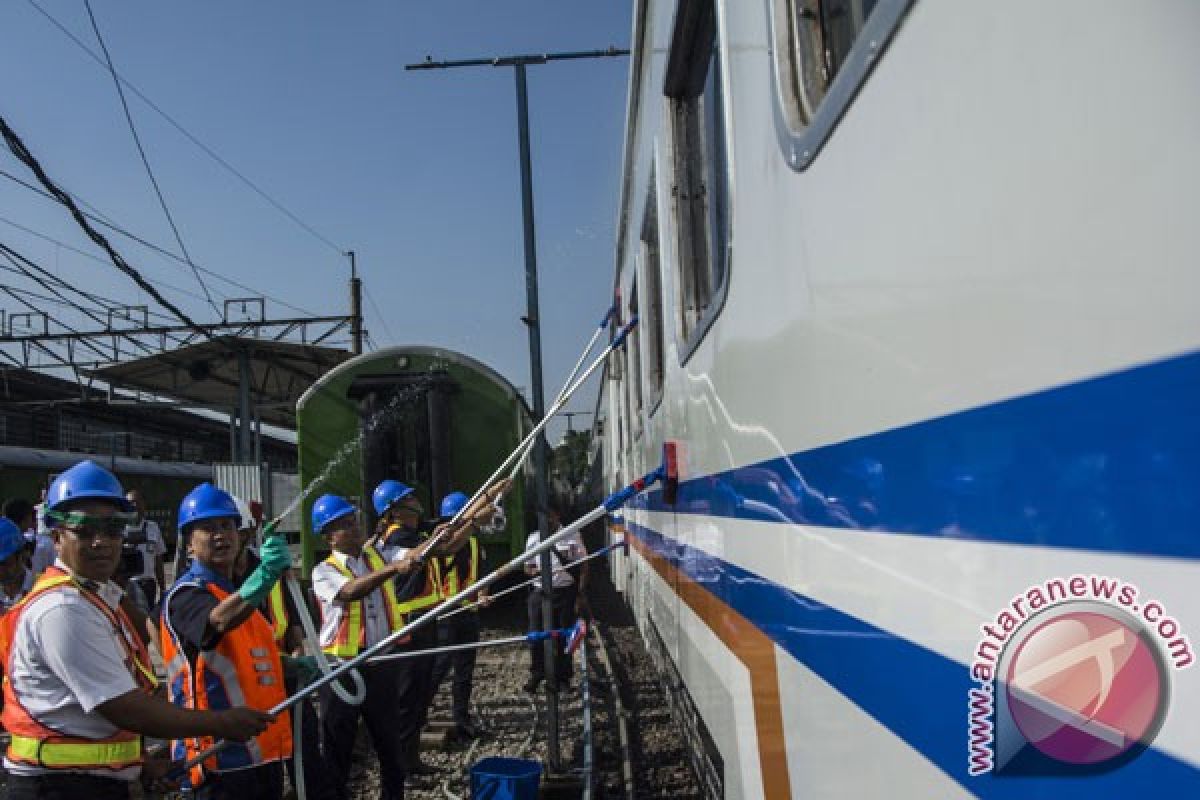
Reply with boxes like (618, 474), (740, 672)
(626, 280), (645, 440)
(665, 0), (732, 366)
(768, 0), (915, 170)
(639, 171), (666, 415)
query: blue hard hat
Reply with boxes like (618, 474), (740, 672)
(0, 518), (24, 562)
(312, 494), (356, 536)
(46, 460), (132, 512)
(372, 479), (414, 516)
(439, 491), (469, 520)
(178, 483), (240, 532)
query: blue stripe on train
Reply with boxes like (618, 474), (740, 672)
(626, 521), (1200, 796)
(638, 350), (1200, 560)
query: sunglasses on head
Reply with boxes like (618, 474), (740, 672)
(45, 510), (136, 539)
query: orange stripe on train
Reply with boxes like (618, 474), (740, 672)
(628, 535), (792, 800)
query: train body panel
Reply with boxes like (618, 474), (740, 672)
(603, 0), (1200, 796)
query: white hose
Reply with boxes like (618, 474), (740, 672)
(285, 573), (367, 705)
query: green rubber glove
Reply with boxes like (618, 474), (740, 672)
(258, 534), (292, 574)
(237, 535), (291, 606)
(280, 655), (321, 687)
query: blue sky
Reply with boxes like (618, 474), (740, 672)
(0, 1), (632, 441)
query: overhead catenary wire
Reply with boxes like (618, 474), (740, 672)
(0, 213), (216, 311)
(0, 238), (184, 351)
(363, 285), (396, 344)
(25, 0), (346, 257)
(0, 240), (170, 321)
(0, 243), (164, 360)
(82, 0), (220, 316)
(0, 285), (112, 363)
(0, 166), (318, 319)
(0, 113), (210, 339)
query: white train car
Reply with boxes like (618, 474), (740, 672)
(600, 0), (1200, 797)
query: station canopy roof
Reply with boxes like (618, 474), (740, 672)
(89, 336), (352, 429)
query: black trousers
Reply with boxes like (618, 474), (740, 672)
(4, 773), (130, 800)
(527, 584), (578, 684)
(401, 621), (437, 765)
(320, 660), (407, 800)
(430, 611), (480, 725)
(196, 762), (284, 799)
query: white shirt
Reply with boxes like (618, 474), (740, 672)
(524, 529), (586, 589)
(0, 568), (34, 613)
(123, 518), (166, 582)
(312, 547), (405, 656)
(3, 560), (142, 780)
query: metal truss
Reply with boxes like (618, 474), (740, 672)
(0, 305), (351, 371)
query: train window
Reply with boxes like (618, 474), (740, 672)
(640, 178), (666, 411)
(665, 0), (730, 358)
(627, 281), (644, 436)
(778, 0), (878, 124)
(770, 0), (914, 169)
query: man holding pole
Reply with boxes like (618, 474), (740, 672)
(160, 483), (297, 799)
(372, 479), (508, 779)
(1, 461), (271, 800)
(523, 503), (588, 693)
(429, 491), (489, 743)
(310, 492), (425, 799)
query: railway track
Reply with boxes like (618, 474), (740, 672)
(342, 565), (700, 799)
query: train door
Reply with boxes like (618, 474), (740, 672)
(349, 371), (455, 531)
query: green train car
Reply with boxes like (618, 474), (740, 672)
(296, 347), (533, 570)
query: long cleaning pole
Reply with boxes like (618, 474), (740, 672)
(183, 466), (663, 769)
(365, 623), (578, 665)
(494, 307), (615, 494)
(421, 316), (636, 554)
(440, 541), (624, 620)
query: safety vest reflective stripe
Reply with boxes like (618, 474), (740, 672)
(7, 734), (141, 769)
(441, 537), (480, 602)
(397, 556), (442, 616)
(321, 546), (407, 658)
(0, 567), (152, 772)
(12, 573), (157, 688)
(265, 581), (288, 644)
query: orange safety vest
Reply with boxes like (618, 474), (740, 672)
(384, 525), (444, 619)
(441, 536), (481, 604)
(160, 573), (292, 788)
(0, 566), (156, 772)
(320, 545), (408, 658)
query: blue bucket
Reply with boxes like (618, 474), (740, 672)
(470, 756), (543, 800)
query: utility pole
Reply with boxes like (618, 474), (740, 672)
(346, 250), (363, 355)
(406, 46), (628, 771)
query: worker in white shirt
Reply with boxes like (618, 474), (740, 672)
(122, 489), (166, 608)
(310, 493), (424, 800)
(0, 460), (272, 800)
(522, 504), (588, 693)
